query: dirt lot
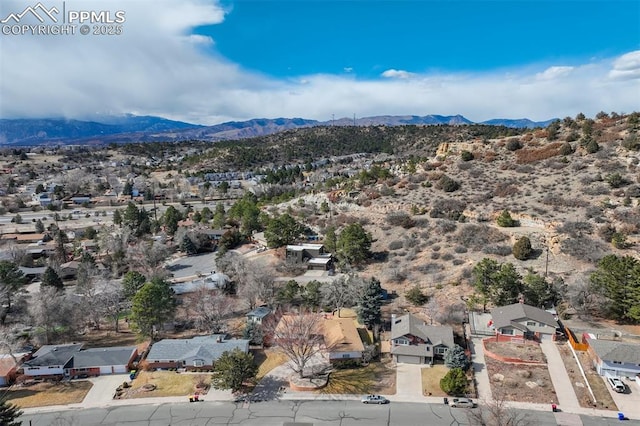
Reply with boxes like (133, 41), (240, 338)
(485, 358), (557, 404)
(556, 343), (599, 408)
(575, 350), (619, 411)
(484, 341), (547, 363)
(6, 380), (93, 408)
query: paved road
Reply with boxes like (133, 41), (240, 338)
(20, 400), (590, 426)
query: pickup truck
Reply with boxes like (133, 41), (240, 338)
(608, 376), (626, 393)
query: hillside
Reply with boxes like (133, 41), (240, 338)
(253, 113), (640, 319)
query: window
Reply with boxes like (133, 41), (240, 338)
(435, 347), (447, 355)
(342, 354), (350, 359)
(396, 338), (409, 346)
(501, 328), (514, 335)
(193, 359), (205, 367)
(526, 321), (536, 326)
(612, 361), (622, 365)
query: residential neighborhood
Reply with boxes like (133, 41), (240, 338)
(0, 113), (639, 426)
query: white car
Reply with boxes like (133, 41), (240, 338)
(608, 377), (626, 393)
(361, 395), (389, 404)
(450, 397), (476, 408)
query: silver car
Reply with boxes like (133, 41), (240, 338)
(361, 394), (389, 404)
(450, 397), (476, 408)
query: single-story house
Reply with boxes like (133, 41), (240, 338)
(21, 343), (83, 378)
(323, 318), (365, 362)
(586, 338), (640, 378)
(246, 306), (272, 325)
(145, 335), (250, 370)
(390, 313), (454, 364)
(69, 346), (138, 378)
(490, 303), (560, 341)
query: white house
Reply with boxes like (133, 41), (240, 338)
(21, 343), (83, 377)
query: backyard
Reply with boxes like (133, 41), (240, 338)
(6, 380), (93, 408)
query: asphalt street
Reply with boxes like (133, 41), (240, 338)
(19, 400), (639, 426)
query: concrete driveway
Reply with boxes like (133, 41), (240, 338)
(604, 376), (640, 419)
(82, 374), (131, 406)
(394, 363), (424, 402)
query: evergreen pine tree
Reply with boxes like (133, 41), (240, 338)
(0, 397), (22, 426)
(41, 266), (63, 290)
(357, 277), (383, 329)
(444, 344), (471, 371)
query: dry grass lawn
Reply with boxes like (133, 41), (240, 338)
(319, 361), (396, 395)
(254, 349), (288, 380)
(124, 371), (211, 398)
(576, 351), (618, 411)
(557, 343), (599, 408)
(6, 381), (93, 408)
(421, 365), (448, 397)
(484, 341), (546, 363)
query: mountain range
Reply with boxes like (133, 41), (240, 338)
(0, 114), (557, 146)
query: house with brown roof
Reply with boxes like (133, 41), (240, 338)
(490, 303), (560, 342)
(323, 318), (365, 362)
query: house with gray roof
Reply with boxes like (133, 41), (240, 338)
(586, 338), (640, 378)
(246, 306), (273, 325)
(21, 343), (83, 378)
(390, 313), (454, 364)
(69, 346), (138, 378)
(490, 303), (560, 341)
(145, 334), (249, 370)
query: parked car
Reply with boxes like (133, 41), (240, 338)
(361, 395), (389, 404)
(608, 377), (626, 393)
(450, 398), (476, 408)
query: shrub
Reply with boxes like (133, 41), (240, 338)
(385, 211), (415, 229)
(482, 245), (512, 256)
(506, 139), (522, 151)
(440, 368), (467, 395)
(405, 285), (428, 306)
(559, 142), (573, 155)
(461, 150), (474, 161)
(622, 133), (640, 151)
(496, 210), (518, 227)
(437, 175), (460, 193)
(512, 236), (532, 260)
(606, 173), (627, 188)
(585, 138), (600, 153)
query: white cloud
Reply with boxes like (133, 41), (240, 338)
(0, 0), (638, 125)
(609, 50), (640, 80)
(381, 69), (416, 79)
(343, 67), (353, 73)
(535, 66), (574, 80)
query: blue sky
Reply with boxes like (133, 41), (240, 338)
(202, 0), (640, 78)
(0, 0), (638, 124)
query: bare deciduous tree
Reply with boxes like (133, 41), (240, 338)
(467, 391), (534, 426)
(182, 287), (232, 333)
(321, 274), (365, 317)
(127, 241), (170, 279)
(29, 286), (74, 345)
(268, 311), (326, 378)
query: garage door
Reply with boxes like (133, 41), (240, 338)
(397, 355), (422, 364)
(99, 365), (128, 375)
(539, 333), (554, 341)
